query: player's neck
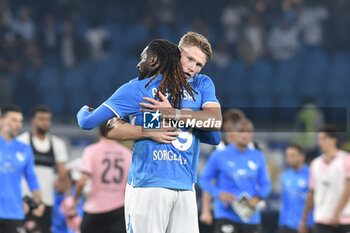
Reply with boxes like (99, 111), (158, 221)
(323, 148), (338, 162)
(1, 130), (14, 143)
(235, 143), (248, 152)
(293, 163), (303, 171)
(33, 130), (47, 141)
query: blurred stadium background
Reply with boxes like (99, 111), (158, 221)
(1, 0), (350, 232)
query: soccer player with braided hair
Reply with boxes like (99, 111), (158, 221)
(77, 34), (222, 233)
(143, 39), (198, 109)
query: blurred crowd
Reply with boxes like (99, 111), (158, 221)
(0, 0), (349, 72)
(1, 0), (350, 117)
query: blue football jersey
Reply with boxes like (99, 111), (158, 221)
(199, 144), (271, 224)
(104, 74), (218, 190)
(0, 136), (40, 219)
(279, 165), (313, 229)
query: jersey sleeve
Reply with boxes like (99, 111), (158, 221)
(256, 151), (271, 199)
(23, 146), (40, 191)
(16, 132), (30, 145)
(199, 76), (219, 108)
(104, 80), (142, 119)
(197, 130), (221, 145)
(81, 147), (93, 175)
(77, 104), (115, 130)
(77, 79), (142, 130)
(52, 136), (69, 163)
(278, 173), (288, 226)
(343, 152), (350, 178)
(309, 160), (316, 190)
(198, 150), (222, 198)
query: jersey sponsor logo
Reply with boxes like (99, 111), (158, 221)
(247, 160), (257, 170)
(237, 169), (247, 176)
(152, 150), (187, 165)
(231, 169), (253, 180)
(16, 152), (25, 162)
(152, 88), (194, 101)
(298, 178), (307, 188)
(227, 161), (235, 167)
(0, 162), (15, 172)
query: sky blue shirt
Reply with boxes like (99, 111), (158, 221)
(0, 135), (40, 219)
(77, 74), (219, 190)
(199, 144), (271, 224)
(279, 165), (313, 229)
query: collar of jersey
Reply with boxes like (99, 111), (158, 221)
(229, 143), (249, 154)
(292, 164), (308, 174)
(0, 135), (15, 145)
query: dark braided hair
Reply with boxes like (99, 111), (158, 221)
(144, 39), (198, 109)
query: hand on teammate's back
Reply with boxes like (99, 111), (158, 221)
(144, 121), (179, 144)
(140, 92), (176, 120)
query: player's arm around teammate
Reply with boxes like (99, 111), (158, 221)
(106, 32), (223, 143)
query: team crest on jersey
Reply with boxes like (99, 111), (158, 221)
(143, 110), (161, 129)
(16, 152), (25, 162)
(248, 160), (257, 170)
(298, 178), (307, 188)
(227, 161), (235, 167)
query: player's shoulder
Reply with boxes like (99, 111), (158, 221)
(310, 155), (322, 168)
(114, 141), (132, 152)
(339, 149), (350, 157)
(302, 164), (310, 170)
(111, 141), (132, 156)
(12, 138), (32, 153)
(84, 142), (99, 152)
(128, 77), (141, 84)
(127, 75), (161, 92)
(193, 73), (213, 85)
(249, 148), (265, 158)
(50, 134), (66, 146)
(82, 142), (98, 158)
(212, 145), (231, 157)
(194, 73), (212, 80)
(281, 170), (289, 180)
(118, 77), (143, 89)
(282, 168), (294, 177)
(16, 131), (30, 144)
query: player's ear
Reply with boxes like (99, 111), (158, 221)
(149, 55), (160, 68)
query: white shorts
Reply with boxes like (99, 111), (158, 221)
(124, 184), (199, 233)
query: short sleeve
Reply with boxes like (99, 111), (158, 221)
(309, 160), (315, 190)
(23, 146), (40, 191)
(52, 136), (69, 163)
(81, 147), (93, 174)
(104, 79), (142, 118)
(198, 76), (219, 108)
(343, 153), (350, 178)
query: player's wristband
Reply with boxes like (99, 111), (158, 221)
(175, 109), (181, 121)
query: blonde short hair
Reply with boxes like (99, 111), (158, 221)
(178, 32), (212, 61)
